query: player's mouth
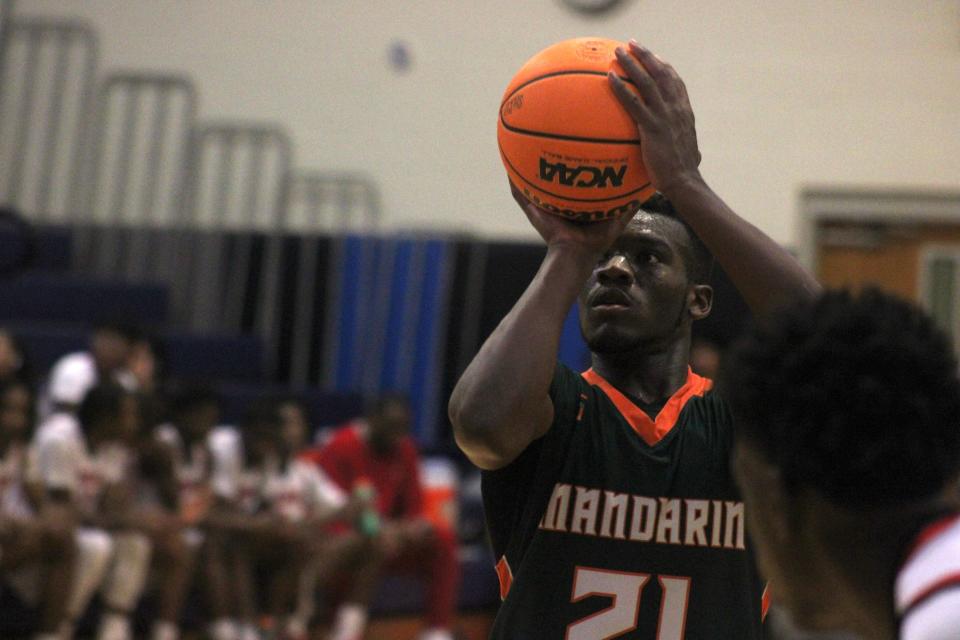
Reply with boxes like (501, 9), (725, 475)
(588, 287), (633, 311)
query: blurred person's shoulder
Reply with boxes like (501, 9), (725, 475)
(34, 411), (82, 445)
(153, 422), (181, 449)
(207, 424), (242, 459)
(325, 419), (365, 450)
(897, 514), (960, 639)
(46, 351), (97, 403)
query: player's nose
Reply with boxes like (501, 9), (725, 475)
(596, 254), (633, 286)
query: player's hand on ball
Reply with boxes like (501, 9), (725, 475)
(511, 182), (634, 255)
(608, 41), (703, 197)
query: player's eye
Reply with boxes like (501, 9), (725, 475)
(635, 251), (659, 265)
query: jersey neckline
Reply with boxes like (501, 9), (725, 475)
(581, 366), (713, 446)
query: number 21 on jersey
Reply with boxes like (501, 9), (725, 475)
(566, 566), (690, 640)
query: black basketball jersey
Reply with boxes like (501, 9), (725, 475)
(482, 363), (766, 640)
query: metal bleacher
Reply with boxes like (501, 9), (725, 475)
(0, 12), (382, 408)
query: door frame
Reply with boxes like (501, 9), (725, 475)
(798, 188), (960, 276)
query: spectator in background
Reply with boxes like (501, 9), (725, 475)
(273, 396), (383, 640)
(0, 378), (76, 640)
(204, 400), (374, 640)
(153, 384), (221, 525)
(43, 322), (140, 416)
(0, 328), (31, 386)
(128, 334), (163, 395)
(29, 383), (152, 640)
(205, 402), (280, 640)
(303, 394), (461, 640)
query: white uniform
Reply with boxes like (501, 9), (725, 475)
(154, 424), (212, 509)
(208, 426), (346, 520)
(896, 514), (960, 640)
(0, 442), (32, 519)
(29, 413), (133, 517)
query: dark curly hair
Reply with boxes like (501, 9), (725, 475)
(720, 288), (960, 508)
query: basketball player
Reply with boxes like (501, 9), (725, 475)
(30, 383), (152, 640)
(205, 401), (369, 640)
(449, 41), (820, 638)
(720, 289), (960, 640)
(0, 379), (76, 640)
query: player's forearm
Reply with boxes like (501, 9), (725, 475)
(663, 175), (821, 315)
(450, 245), (596, 468)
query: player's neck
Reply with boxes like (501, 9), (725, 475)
(589, 339), (691, 403)
(804, 499), (949, 640)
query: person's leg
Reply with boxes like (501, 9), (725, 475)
(37, 517), (77, 637)
(0, 516), (76, 638)
(150, 527), (198, 640)
(231, 535), (260, 640)
(97, 532), (152, 640)
(392, 523), (461, 639)
(63, 528), (114, 639)
(201, 530), (238, 640)
(319, 533), (383, 640)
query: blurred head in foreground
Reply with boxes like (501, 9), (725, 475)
(720, 288), (960, 638)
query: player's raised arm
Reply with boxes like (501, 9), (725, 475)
(608, 41), (821, 313)
(449, 188), (633, 470)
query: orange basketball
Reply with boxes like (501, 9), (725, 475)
(497, 37), (655, 222)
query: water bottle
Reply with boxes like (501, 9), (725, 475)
(354, 478), (381, 536)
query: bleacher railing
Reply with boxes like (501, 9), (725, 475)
(0, 17), (98, 222)
(0, 14), (383, 384)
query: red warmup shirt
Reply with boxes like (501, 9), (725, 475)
(303, 421), (424, 520)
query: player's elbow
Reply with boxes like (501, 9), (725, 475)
(449, 399), (518, 471)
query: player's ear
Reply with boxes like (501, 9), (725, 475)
(688, 284), (713, 321)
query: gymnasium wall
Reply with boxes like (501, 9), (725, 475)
(20, 0), (960, 245)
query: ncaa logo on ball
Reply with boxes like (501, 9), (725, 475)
(538, 157), (627, 189)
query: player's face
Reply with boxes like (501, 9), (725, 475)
(0, 332), (22, 378)
(0, 384), (32, 439)
(182, 403), (220, 440)
(92, 330), (132, 372)
(578, 213), (702, 354)
(279, 403), (308, 451)
(369, 403), (410, 454)
(247, 428), (280, 464)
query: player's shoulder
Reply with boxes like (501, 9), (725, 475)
(208, 424), (242, 458)
(554, 361), (591, 392)
(897, 513), (960, 637)
(153, 423), (182, 448)
(51, 350), (95, 373)
(34, 412), (82, 445)
(289, 457), (320, 477)
(326, 421), (364, 449)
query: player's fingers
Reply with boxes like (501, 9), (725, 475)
(628, 41), (672, 83)
(614, 47), (665, 115)
(509, 180), (531, 207)
(627, 41), (681, 101)
(607, 72), (655, 127)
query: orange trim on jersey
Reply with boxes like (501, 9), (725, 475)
(580, 366), (713, 446)
(495, 555), (513, 601)
(761, 582), (771, 622)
